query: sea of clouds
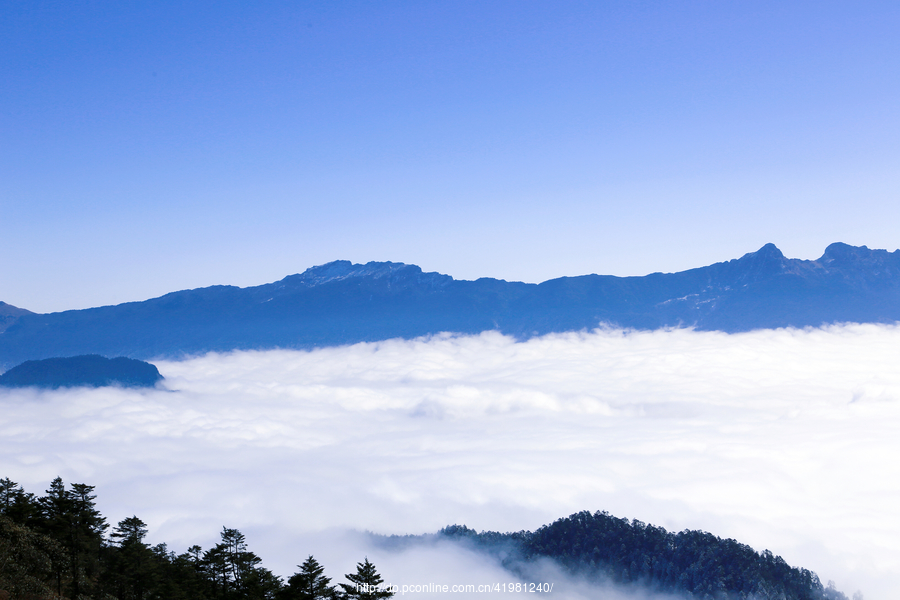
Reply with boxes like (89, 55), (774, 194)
(2, 324), (898, 598)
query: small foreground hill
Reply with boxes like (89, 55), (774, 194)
(0, 355), (163, 389)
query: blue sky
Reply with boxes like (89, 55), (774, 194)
(3, 1), (900, 312)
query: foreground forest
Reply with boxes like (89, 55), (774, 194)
(2, 477), (854, 600)
(0, 478), (391, 600)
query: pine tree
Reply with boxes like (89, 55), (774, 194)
(338, 558), (394, 600)
(0, 478), (19, 514)
(203, 527), (280, 600)
(108, 515), (156, 600)
(111, 515), (149, 545)
(280, 555), (336, 600)
(66, 482), (108, 599)
(30, 478), (109, 598)
(38, 477), (71, 596)
(219, 527), (262, 593)
(0, 478), (40, 526)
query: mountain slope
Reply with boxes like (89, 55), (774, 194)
(2, 243), (900, 369)
(0, 302), (33, 334)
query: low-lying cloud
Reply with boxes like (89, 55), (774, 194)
(2, 325), (897, 598)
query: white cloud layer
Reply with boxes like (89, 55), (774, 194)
(2, 325), (898, 598)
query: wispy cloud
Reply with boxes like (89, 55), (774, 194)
(1, 325), (895, 598)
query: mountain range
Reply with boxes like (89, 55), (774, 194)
(2, 242), (900, 370)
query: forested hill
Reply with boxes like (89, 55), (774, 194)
(0, 355), (162, 389)
(4, 242), (900, 369)
(434, 512), (852, 600)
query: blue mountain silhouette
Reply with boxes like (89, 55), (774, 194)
(0, 355), (163, 388)
(2, 243), (900, 370)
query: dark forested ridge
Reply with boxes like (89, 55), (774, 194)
(1, 478), (854, 600)
(3, 243), (900, 369)
(433, 512), (857, 600)
(0, 355), (163, 389)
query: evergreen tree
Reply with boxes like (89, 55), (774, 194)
(33, 478), (108, 598)
(111, 515), (149, 546)
(38, 477), (71, 596)
(202, 543), (230, 598)
(241, 564), (284, 600)
(67, 482), (108, 598)
(147, 543), (213, 600)
(107, 515), (156, 600)
(221, 527), (259, 588)
(338, 558), (394, 600)
(279, 555), (336, 600)
(203, 527), (281, 600)
(0, 478), (39, 526)
(0, 478), (19, 514)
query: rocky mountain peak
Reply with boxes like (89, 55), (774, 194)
(752, 243), (786, 261)
(276, 260), (452, 290)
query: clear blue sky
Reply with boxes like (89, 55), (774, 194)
(3, 1), (899, 313)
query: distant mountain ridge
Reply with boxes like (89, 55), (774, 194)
(2, 242), (900, 370)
